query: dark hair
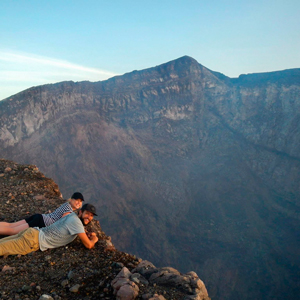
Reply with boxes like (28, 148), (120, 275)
(71, 192), (84, 201)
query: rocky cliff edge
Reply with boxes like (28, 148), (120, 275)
(0, 159), (210, 300)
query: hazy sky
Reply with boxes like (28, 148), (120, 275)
(1, 0), (299, 100)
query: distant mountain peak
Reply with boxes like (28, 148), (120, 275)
(167, 55), (200, 65)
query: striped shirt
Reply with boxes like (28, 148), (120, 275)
(42, 202), (73, 227)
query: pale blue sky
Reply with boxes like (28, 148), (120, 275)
(1, 0), (300, 100)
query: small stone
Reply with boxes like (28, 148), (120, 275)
(69, 284), (80, 293)
(39, 295), (54, 300)
(67, 270), (74, 279)
(186, 271), (198, 278)
(113, 262), (124, 268)
(98, 280), (105, 287)
(2, 265), (15, 272)
(22, 285), (31, 292)
(127, 263), (135, 268)
(142, 294), (153, 300)
(116, 283), (139, 300)
(61, 279), (69, 287)
(34, 195), (45, 200)
(116, 267), (132, 279)
(131, 277), (140, 284)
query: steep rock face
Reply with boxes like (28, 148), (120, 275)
(0, 56), (300, 300)
(0, 159), (210, 300)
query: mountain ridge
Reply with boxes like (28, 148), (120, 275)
(0, 56), (300, 300)
(2, 55), (300, 103)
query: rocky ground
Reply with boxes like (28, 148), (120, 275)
(0, 159), (209, 300)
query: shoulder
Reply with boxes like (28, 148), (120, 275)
(57, 202), (73, 211)
(66, 212), (77, 219)
(60, 202), (71, 208)
(66, 212), (85, 233)
(67, 212), (81, 224)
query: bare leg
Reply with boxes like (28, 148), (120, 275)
(0, 219), (27, 228)
(0, 220), (29, 236)
(10, 220), (27, 227)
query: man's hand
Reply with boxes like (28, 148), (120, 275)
(88, 232), (98, 243)
(78, 232), (98, 249)
(87, 232), (96, 238)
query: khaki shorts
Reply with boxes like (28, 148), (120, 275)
(0, 227), (39, 256)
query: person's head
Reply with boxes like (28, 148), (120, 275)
(79, 203), (97, 225)
(69, 192), (84, 210)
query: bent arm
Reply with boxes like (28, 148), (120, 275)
(77, 232), (98, 249)
(62, 212), (71, 218)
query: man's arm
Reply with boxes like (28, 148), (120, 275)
(77, 232), (98, 249)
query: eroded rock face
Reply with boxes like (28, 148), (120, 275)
(0, 56), (300, 300)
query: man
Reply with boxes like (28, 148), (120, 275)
(0, 203), (98, 256)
